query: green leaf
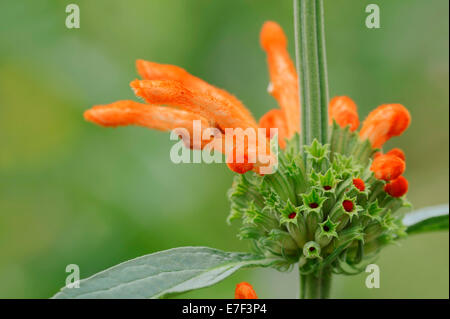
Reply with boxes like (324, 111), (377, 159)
(403, 204), (449, 235)
(52, 247), (277, 299)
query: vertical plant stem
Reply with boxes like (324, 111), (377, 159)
(294, 0), (332, 299)
(320, 267), (332, 299)
(299, 273), (307, 299)
(293, 0), (330, 149)
(316, 0), (329, 143)
(299, 266), (332, 299)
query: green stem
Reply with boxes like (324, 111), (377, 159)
(316, 0), (329, 143)
(293, 0), (330, 148)
(294, 0), (332, 299)
(299, 266), (332, 299)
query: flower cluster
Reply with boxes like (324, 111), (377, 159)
(83, 22), (301, 175)
(228, 121), (410, 274)
(225, 24), (412, 275)
(84, 21), (412, 276)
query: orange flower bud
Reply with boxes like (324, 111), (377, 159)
(260, 21), (300, 137)
(386, 148), (406, 162)
(359, 104), (411, 149)
(352, 178), (365, 191)
(258, 109), (289, 149)
(328, 96), (359, 131)
(384, 176), (408, 197)
(370, 154), (405, 181)
(235, 282), (258, 299)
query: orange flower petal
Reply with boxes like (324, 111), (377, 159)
(226, 151), (255, 174)
(84, 100), (216, 150)
(84, 100), (208, 130)
(130, 79), (257, 131)
(224, 132), (275, 175)
(359, 104), (411, 149)
(386, 148), (406, 162)
(130, 81), (276, 174)
(260, 21), (300, 137)
(370, 154), (406, 181)
(329, 96), (360, 131)
(136, 59), (257, 127)
(384, 176), (408, 197)
(258, 109), (289, 149)
(235, 282), (258, 299)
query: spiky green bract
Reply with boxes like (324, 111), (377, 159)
(227, 129), (410, 275)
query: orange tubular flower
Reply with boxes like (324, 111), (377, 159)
(135, 60), (257, 128)
(359, 104), (411, 149)
(328, 96), (360, 132)
(259, 109), (289, 149)
(370, 153), (406, 181)
(260, 21), (301, 138)
(130, 79), (276, 174)
(84, 100), (220, 150)
(384, 176), (409, 197)
(84, 20), (412, 178)
(235, 282), (258, 299)
(130, 79), (256, 132)
(84, 21), (305, 175)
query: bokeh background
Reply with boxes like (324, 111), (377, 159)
(0, 0), (448, 298)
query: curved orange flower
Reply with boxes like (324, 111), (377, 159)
(135, 60), (257, 129)
(260, 21), (300, 138)
(84, 100), (217, 150)
(84, 21), (299, 175)
(85, 21), (412, 176)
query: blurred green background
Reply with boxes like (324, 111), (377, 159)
(0, 0), (448, 298)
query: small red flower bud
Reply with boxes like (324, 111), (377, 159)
(288, 212), (297, 219)
(352, 178), (365, 191)
(342, 200), (354, 212)
(370, 154), (405, 181)
(323, 185), (332, 191)
(384, 176), (409, 197)
(235, 282), (258, 299)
